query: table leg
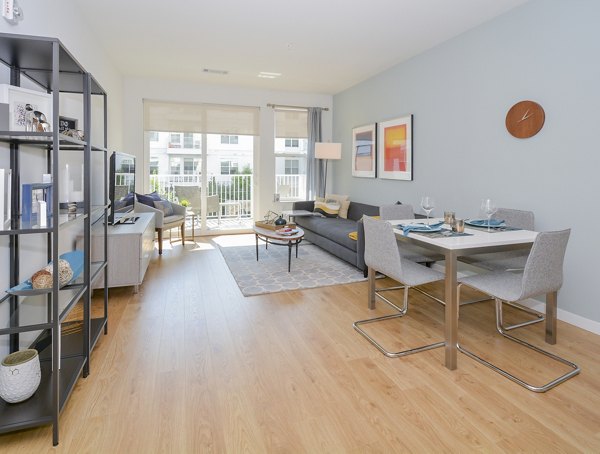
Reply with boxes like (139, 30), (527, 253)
(295, 240), (299, 258)
(288, 241), (292, 272)
(255, 234), (259, 261)
(545, 291), (557, 344)
(444, 251), (458, 370)
(368, 266), (376, 309)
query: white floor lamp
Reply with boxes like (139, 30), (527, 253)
(315, 142), (342, 198)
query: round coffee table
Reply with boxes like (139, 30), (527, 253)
(253, 225), (305, 272)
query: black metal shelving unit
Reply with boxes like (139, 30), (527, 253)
(0, 33), (109, 446)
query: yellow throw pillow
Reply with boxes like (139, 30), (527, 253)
(314, 200), (340, 218)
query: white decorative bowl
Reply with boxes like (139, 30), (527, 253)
(0, 349), (42, 403)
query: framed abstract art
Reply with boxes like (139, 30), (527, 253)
(351, 124), (376, 178)
(377, 115), (413, 181)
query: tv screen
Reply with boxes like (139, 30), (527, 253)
(109, 152), (136, 224)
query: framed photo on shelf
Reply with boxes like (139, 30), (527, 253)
(351, 124), (376, 178)
(377, 115), (413, 181)
(0, 169), (11, 229)
(59, 116), (78, 133)
(0, 84), (52, 132)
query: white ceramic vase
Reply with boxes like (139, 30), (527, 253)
(0, 349), (42, 403)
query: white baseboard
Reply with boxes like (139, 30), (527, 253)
(430, 263), (600, 335)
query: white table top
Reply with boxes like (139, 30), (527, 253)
(388, 217), (538, 251)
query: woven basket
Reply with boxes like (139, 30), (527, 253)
(0, 349), (41, 403)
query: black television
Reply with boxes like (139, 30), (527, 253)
(108, 151), (136, 224)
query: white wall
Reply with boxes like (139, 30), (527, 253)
(332, 0), (600, 327)
(122, 77), (332, 219)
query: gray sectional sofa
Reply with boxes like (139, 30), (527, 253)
(292, 200), (379, 274)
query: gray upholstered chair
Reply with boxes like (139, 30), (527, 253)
(174, 185), (221, 224)
(458, 229), (580, 392)
(379, 203), (444, 264)
(353, 216), (446, 357)
(460, 207), (535, 272)
(460, 207), (543, 330)
(135, 199), (186, 254)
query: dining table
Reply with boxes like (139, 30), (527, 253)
(386, 218), (540, 370)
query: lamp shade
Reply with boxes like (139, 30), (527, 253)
(315, 142), (342, 160)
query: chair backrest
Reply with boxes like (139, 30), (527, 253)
(174, 185), (201, 209)
(380, 203), (415, 221)
(206, 195), (220, 213)
(363, 216), (403, 282)
(519, 229), (570, 300)
(494, 208), (534, 230)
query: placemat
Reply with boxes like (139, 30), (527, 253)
(412, 228), (473, 238)
(465, 225), (521, 233)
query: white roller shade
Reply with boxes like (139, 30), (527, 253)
(275, 109), (308, 138)
(144, 100), (259, 135)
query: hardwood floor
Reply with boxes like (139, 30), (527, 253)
(2, 236), (600, 452)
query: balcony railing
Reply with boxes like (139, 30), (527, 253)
(148, 173), (253, 219)
(276, 174), (306, 200)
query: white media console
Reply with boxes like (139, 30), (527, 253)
(91, 212), (155, 292)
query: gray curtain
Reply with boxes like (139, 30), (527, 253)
(306, 107), (323, 200)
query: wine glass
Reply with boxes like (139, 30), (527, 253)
(480, 198), (497, 232)
(421, 196), (435, 223)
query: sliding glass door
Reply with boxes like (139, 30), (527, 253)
(144, 102), (258, 234)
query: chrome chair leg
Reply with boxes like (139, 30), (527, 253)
(354, 285), (445, 358)
(458, 298), (580, 392)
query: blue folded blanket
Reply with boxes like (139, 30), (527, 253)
(467, 219), (505, 227)
(398, 221), (443, 236)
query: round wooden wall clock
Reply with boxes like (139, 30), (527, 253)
(505, 100), (545, 138)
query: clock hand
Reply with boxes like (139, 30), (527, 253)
(520, 109), (530, 121)
(518, 112), (534, 122)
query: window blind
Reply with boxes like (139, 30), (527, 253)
(143, 100), (260, 135)
(275, 108), (308, 139)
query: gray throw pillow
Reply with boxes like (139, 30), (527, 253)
(154, 200), (174, 216)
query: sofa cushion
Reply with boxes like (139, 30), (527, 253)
(295, 216), (358, 251)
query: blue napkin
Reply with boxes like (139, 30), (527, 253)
(468, 219), (505, 227)
(398, 221), (443, 236)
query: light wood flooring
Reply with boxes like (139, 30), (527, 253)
(2, 236), (600, 452)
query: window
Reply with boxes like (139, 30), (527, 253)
(284, 159), (299, 175)
(170, 157), (181, 174)
(184, 157), (196, 175)
(169, 133), (181, 148)
(221, 135), (239, 144)
(149, 132), (159, 141)
(184, 133), (194, 149)
(221, 160), (239, 175)
(275, 108), (308, 200)
(149, 160), (159, 175)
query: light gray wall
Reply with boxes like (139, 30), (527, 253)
(332, 0), (600, 324)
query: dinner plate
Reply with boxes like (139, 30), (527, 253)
(465, 220), (505, 228)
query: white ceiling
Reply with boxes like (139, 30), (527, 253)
(74, 0), (528, 95)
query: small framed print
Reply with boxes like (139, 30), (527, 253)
(59, 116), (78, 133)
(0, 84), (52, 132)
(352, 124), (376, 178)
(377, 115), (413, 181)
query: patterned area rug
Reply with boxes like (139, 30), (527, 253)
(218, 241), (366, 296)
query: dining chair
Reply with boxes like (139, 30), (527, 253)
(353, 216), (446, 357)
(175, 185), (221, 225)
(459, 207), (544, 330)
(458, 229), (580, 392)
(379, 203), (444, 265)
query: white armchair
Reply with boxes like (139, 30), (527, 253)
(135, 200), (186, 254)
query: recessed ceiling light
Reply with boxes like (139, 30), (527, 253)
(258, 72), (282, 79)
(203, 68), (229, 75)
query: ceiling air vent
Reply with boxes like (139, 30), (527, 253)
(203, 68), (229, 75)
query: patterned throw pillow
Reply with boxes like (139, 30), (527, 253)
(154, 200), (174, 216)
(314, 200), (341, 218)
(324, 194), (350, 219)
(135, 191), (161, 207)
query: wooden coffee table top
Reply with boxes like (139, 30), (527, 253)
(253, 225), (305, 241)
